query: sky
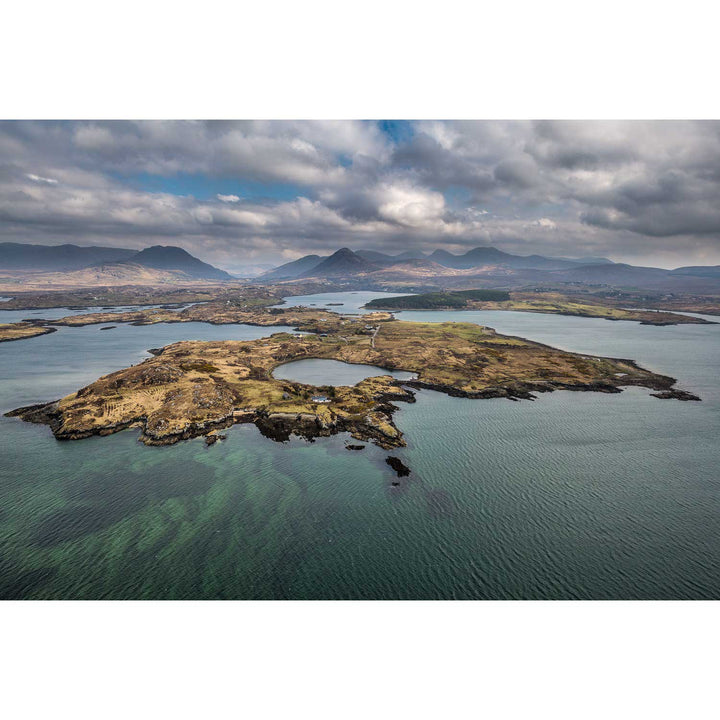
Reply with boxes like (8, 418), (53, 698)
(2, 120), (720, 272)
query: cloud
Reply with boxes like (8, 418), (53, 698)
(26, 173), (58, 184)
(375, 182), (445, 227)
(2, 120), (720, 267)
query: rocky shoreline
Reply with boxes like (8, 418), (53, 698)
(0, 325), (57, 343)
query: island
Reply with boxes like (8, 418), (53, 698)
(0, 301), (393, 342)
(0, 323), (57, 342)
(6, 310), (699, 452)
(363, 290), (714, 325)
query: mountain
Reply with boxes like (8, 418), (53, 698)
(261, 254), (326, 279)
(427, 248), (464, 267)
(554, 262), (671, 286)
(120, 246), (233, 280)
(428, 247), (577, 270)
(0, 242), (232, 280)
(395, 249), (428, 260)
(357, 249), (428, 263)
(0, 262), (217, 290)
(367, 259), (468, 280)
(300, 248), (378, 277)
(263, 245), (586, 281)
(255, 245), (720, 294)
(670, 266), (720, 278)
(0, 242), (136, 271)
(356, 250), (395, 262)
(557, 255), (614, 265)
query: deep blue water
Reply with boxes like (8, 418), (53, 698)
(1, 296), (719, 599)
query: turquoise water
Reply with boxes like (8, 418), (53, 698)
(273, 358), (415, 386)
(1, 296), (719, 598)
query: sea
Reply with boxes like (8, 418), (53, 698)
(1, 291), (718, 599)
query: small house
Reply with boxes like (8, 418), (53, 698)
(311, 395), (331, 403)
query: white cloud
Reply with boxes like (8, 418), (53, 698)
(26, 173), (58, 184)
(536, 218), (557, 228)
(217, 194), (240, 203)
(375, 182), (445, 227)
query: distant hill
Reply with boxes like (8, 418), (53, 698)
(556, 255), (614, 265)
(0, 242), (136, 271)
(553, 262), (671, 286)
(0, 261), (213, 289)
(299, 248), (378, 277)
(395, 249), (428, 260)
(356, 250), (395, 263)
(357, 249), (427, 263)
(428, 247), (578, 270)
(365, 289), (511, 310)
(261, 254), (326, 279)
(671, 266), (720, 278)
(121, 245), (232, 280)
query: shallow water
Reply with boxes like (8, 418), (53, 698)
(272, 358), (415, 386)
(1, 294), (719, 599)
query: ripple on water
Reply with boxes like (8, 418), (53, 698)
(0, 295), (719, 599)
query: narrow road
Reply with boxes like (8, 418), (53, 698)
(370, 325), (379, 349)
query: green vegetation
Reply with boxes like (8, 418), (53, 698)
(179, 361), (220, 373)
(364, 289), (511, 310)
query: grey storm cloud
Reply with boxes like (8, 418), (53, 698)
(1, 120), (720, 268)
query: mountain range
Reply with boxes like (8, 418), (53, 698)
(260, 246), (720, 294)
(0, 243), (233, 280)
(4, 241), (720, 294)
(261, 246), (614, 279)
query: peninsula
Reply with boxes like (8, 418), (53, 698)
(0, 323), (57, 342)
(364, 290), (714, 325)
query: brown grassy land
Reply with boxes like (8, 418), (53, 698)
(42, 303), (392, 331)
(0, 323), (56, 342)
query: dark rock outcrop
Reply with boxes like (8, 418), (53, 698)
(386, 456), (411, 477)
(650, 389), (701, 401)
